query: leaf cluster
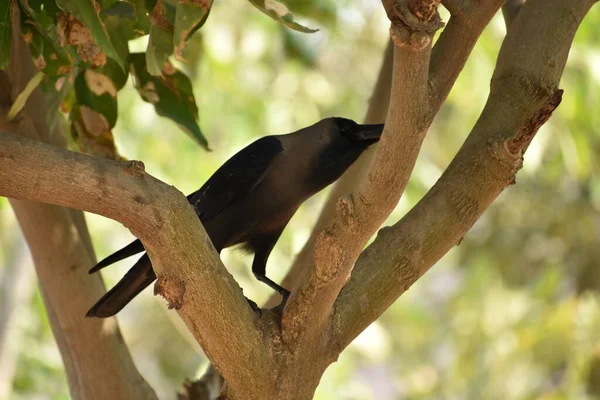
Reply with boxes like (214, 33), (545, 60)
(0, 0), (316, 157)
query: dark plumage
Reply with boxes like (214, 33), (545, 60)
(86, 117), (384, 318)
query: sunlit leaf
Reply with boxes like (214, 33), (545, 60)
(7, 71), (45, 121)
(130, 52), (208, 149)
(247, 0), (317, 33)
(55, 0), (124, 69)
(173, 0), (212, 60)
(0, 0), (11, 70)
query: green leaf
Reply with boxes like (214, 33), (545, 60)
(162, 0), (177, 24)
(146, 0), (158, 13)
(130, 0), (151, 35)
(146, 0), (173, 75)
(99, 0), (120, 9)
(0, 0), (11, 70)
(22, 0), (61, 35)
(146, 24), (172, 76)
(70, 103), (122, 159)
(18, 2), (73, 76)
(129, 53), (208, 150)
(101, 1), (136, 62)
(18, 0), (75, 73)
(102, 57), (128, 91)
(173, 0), (212, 60)
(247, 0), (318, 34)
(74, 68), (118, 128)
(70, 67), (122, 159)
(55, 0), (125, 69)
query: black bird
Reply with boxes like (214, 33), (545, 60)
(86, 117), (384, 318)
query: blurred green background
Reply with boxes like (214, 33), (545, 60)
(1, 1), (600, 399)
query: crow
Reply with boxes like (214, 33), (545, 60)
(86, 117), (383, 317)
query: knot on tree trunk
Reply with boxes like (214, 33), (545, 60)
(155, 275), (187, 310)
(123, 160), (146, 176)
(505, 88), (564, 155)
(388, 0), (445, 50)
(488, 88), (564, 186)
(407, 0), (443, 21)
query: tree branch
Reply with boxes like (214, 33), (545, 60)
(331, 0), (597, 351)
(0, 129), (271, 396)
(2, 5), (157, 398)
(273, 0), (503, 312)
(429, 0), (505, 113)
(281, 0), (443, 349)
(264, 39), (394, 309)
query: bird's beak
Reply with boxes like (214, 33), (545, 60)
(352, 124), (384, 143)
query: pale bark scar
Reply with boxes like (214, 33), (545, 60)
(155, 275), (186, 310)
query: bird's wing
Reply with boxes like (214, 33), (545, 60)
(187, 136), (284, 221)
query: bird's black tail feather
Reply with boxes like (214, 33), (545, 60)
(86, 253), (156, 318)
(89, 239), (145, 274)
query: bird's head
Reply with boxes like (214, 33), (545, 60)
(325, 117), (384, 146)
(293, 117), (384, 190)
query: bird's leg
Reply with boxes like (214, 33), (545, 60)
(251, 243), (290, 310)
(257, 274), (290, 312)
